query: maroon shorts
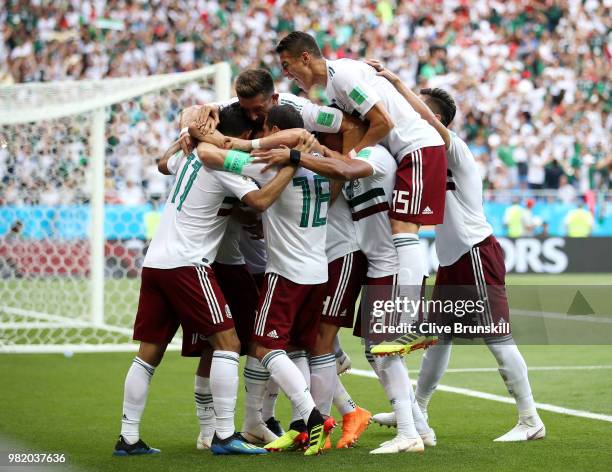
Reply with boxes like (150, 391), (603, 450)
(212, 262), (260, 354)
(134, 266), (234, 354)
(431, 236), (510, 339)
(391, 145), (447, 224)
(183, 263), (261, 357)
(320, 251), (367, 328)
(251, 273), (327, 350)
(353, 274), (398, 340)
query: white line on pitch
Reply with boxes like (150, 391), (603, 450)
(444, 365), (612, 373)
(511, 309), (612, 324)
(349, 368), (612, 423)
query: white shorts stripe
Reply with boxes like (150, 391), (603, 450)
(473, 248), (494, 325)
(196, 267), (222, 324)
(415, 149), (423, 214)
(329, 253), (353, 317)
(256, 274), (278, 336)
(470, 249), (493, 326)
(410, 151), (416, 214)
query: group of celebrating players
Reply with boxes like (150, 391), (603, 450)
(113, 31), (546, 458)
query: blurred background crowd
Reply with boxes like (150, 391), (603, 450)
(1, 0), (610, 208)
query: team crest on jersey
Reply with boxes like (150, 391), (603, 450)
(224, 305), (232, 318)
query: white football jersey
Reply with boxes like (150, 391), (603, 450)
(144, 152), (258, 269)
(326, 193), (359, 263)
(215, 218), (245, 265)
(236, 162), (329, 285)
(435, 132), (493, 266)
(217, 92), (343, 133)
(343, 146), (399, 278)
(324, 59), (443, 161)
(239, 230), (267, 275)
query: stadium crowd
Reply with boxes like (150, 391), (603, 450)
(1, 0), (610, 205)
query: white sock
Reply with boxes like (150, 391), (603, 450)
(194, 375), (215, 439)
(262, 379), (280, 421)
(121, 357), (155, 444)
(408, 381), (430, 435)
(374, 355), (418, 439)
(210, 350), (240, 440)
(309, 353), (337, 416)
(333, 378), (357, 416)
(262, 350), (316, 423)
(243, 356), (270, 430)
(393, 233), (427, 286)
(288, 350), (311, 422)
(487, 340), (540, 423)
(416, 339), (452, 417)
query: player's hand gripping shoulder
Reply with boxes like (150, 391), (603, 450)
(364, 58), (400, 85)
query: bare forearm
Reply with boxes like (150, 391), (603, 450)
(298, 154), (355, 181)
(158, 140), (182, 174)
(246, 166), (296, 211)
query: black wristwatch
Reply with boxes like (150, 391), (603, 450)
(289, 149), (301, 165)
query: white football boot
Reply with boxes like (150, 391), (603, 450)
(373, 412), (436, 446)
(494, 418), (546, 442)
(372, 411), (396, 427)
(370, 434), (424, 454)
(241, 422), (279, 444)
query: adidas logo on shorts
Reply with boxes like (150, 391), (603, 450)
(266, 330), (279, 339)
(422, 206), (433, 215)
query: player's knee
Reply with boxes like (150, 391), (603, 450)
(137, 342), (167, 367)
(253, 343), (273, 361)
(313, 323), (337, 354)
(209, 328), (241, 353)
(390, 218), (420, 235)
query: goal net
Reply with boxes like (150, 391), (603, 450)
(0, 64), (231, 353)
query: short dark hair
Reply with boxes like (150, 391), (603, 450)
(217, 104), (253, 138)
(235, 69), (274, 99)
(420, 88), (457, 127)
(275, 31), (322, 58)
(266, 105), (304, 130)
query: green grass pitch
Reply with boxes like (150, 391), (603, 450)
(1, 274), (612, 471)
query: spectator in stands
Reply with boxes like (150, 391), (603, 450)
(558, 175), (577, 205)
(564, 200), (595, 237)
(504, 199), (537, 238)
(0, 0), (609, 204)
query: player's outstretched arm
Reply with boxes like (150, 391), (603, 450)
(228, 129), (319, 153)
(252, 146), (372, 182)
(158, 139), (183, 175)
(241, 165), (296, 212)
(365, 59), (451, 149)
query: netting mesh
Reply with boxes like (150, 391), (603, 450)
(0, 66), (226, 352)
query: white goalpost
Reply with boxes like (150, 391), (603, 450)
(0, 63), (232, 353)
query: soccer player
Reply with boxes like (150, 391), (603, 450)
(179, 68), (362, 158)
(312, 132), (372, 449)
(365, 60), (546, 442)
(194, 105), (336, 456)
(252, 143), (436, 453)
(113, 109), (295, 456)
(274, 32), (447, 354)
